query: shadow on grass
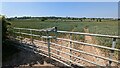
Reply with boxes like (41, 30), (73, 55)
(2, 39), (20, 62)
(2, 39), (85, 68)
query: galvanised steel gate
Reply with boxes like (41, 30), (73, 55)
(12, 27), (120, 68)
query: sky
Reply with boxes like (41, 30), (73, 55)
(1, 0), (120, 2)
(1, 2), (118, 18)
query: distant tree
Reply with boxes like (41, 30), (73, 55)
(96, 18), (98, 22)
(79, 19), (83, 22)
(15, 16), (17, 19)
(118, 18), (120, 20)
(67, 17), (71, 19)
(6, 18), (14, 21)
(72, 18), (77, 20)
(91, 18), (95, 21)
(99, 18), (102, 22)
(82, 17), (86, 21)
(97, 18), (102, 22)
(41, 17), (47, 21)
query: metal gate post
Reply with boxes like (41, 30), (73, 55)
(47, 31), (51, 58)
(55, 27), (57, 41)
(54, 27), (60, 56)
(13, 27), (15, 39)
(109, 38), (116, 67)
(70, 33), (72, 65)
(30, 30), (33, 44)
(19, 29), (22, 43)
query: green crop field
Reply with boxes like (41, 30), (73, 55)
(11, 19), (118, 35)
(9, 19), (119, 59)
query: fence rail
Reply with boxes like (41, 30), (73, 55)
(12, 27), (120, 67)
(14, 27), (120, 38)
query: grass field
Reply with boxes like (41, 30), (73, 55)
(10, 19), (119, 48)
(11, 19), (118, 35)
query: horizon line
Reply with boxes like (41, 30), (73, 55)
(4, 15), (118, 19)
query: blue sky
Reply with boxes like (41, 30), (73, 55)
(1, 0), (120, 2)
(1, 2), (118, 18)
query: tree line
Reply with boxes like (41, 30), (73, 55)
(7, 16), (117, 22)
